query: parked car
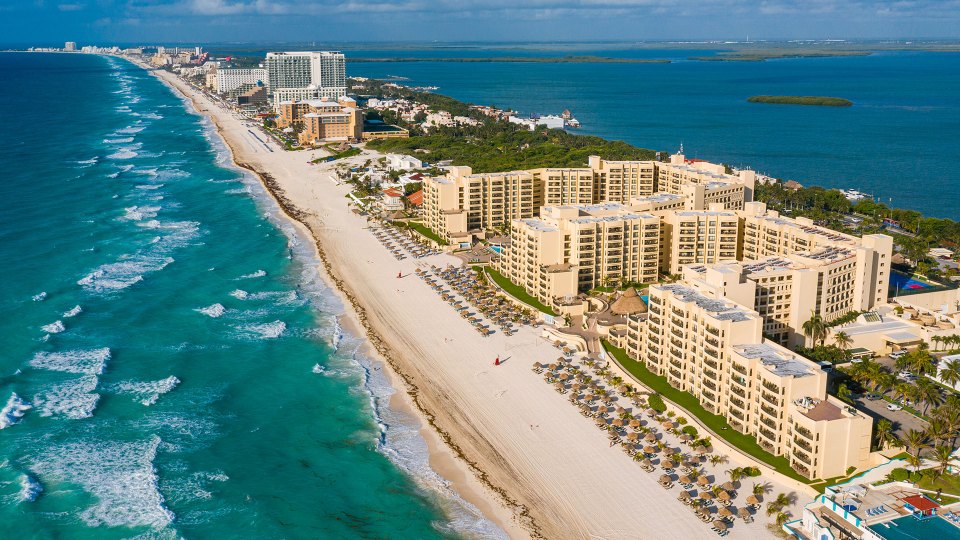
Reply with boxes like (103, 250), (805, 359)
(865, 393), (882, 401)
(887, 403), (903, 411)
(890, 350), (908, 360)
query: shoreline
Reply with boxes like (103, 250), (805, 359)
(130, 58), (802, 540)
(133, 58), (527, 537)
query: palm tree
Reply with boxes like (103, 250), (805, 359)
(752, 481), (771, 500)
(874, 418), (897, 450)
(903, 429), (931, 470)
(766, 492), (792, 516)
(934, 445), (954, 479)
(837, 383), (854, 404)
(727, 467), (745, 484)
(834, 331), (853, 357)
(932, 335), (944, 352)
(802, 311), (828, 348)
(709, 454), (728, 467)
(940, 359), (960, 391)
(915, 378), (944, 416)
(910, 349), (937, 377)
(926, 417), (951, 447)
(775, 511), (791, 528)
(906, 453), (923, 478)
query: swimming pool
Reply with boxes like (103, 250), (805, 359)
(889, 271), (935, 292)
(868, 515), (960, 540)
(489, 245), (503, 254)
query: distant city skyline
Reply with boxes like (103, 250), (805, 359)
(3, 0), (960, 45)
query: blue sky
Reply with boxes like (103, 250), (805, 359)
(4, 0), (960, 46)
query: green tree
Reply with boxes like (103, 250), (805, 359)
(903, 429), (931, 471)
(934, 445), (954, 479)
(802, 311), (828, 348)
(915, 378), (944, 416)
(874, 418), (897, 450)
(940, 359), (960, 390)
(833, 331), (853, 356)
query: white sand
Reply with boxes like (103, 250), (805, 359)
(145, 64), (797, 539)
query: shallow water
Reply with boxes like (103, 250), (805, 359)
(0, 52), (504, 539)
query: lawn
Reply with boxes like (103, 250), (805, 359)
(601, 341), (812, 484)
(407, 222), (447, 246)
(478, 267), (557, 316)
(914, 470), (960, 499)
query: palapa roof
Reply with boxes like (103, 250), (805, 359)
(611, 287), (648, 315)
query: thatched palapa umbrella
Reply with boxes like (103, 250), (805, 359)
(697, 476), (711, 487)
(611, 287), (648, 315)
(611, 418), (624, 428)
(678, 475), (692, 485)
(746, 495), (760, 506)
(659, 474), (672, 484)
(629, 419), (641, 429)
(700, 491), (714, 501)
(627, 432), (639, 442)
(661, 421), (674, 430)
(712, 520), (727, 531)
(661, 460), (675, 470)
(721, 482), (735, 492)
(717, 491), (731, 502)
(718, 507), (733, 519)
(738, 507), (752, 519)
(643, 445), (658, 454)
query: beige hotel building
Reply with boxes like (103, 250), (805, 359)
(624, 284), (872, 480)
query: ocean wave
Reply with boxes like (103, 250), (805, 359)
(115, 125), (146, 135)
(110, 376), (180, 406)
(238, 269), (266, 279)
(195, 303), (225, 318)
(120, 205), (163, 222)
(28, 435), (175, 529)
(135, 184), (164, 190)
(103, 137), (135, 144)
(30, 347), (111, 375)
(18, 474), (43, 503)
(33, 375), (100, 419)
(63, 305), (82, 318)
(311, 363), (325, 374)
(107, 148), (138, 160)
(75, 157), (99, 167)
(331, 316), (344, 351)
(236, 320), (286, 339)
(32, 291), (47, 302)
(0, 393), (32, 429)
(41, 320), (65, 334)
(224, 187), (252, 195)
(229, 289), (299, 304)
(229, 289), (248, 300)
(135, 112), (164, 120)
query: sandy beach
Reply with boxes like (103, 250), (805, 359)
(140, 62), (804, 539)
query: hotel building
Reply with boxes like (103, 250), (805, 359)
(655, 154), (757, 209)
(264, 51), (346, 100)
(496, 204), (661, 304)
(659, 208), (741, 274)
(275, 96), (363, 144)
(625, 283), (872, 479)
(215, 68), (268, 94)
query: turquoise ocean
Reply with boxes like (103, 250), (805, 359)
(0, 52), (504, 539)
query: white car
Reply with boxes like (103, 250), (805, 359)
(887, 403), (903, 411)
(890, 351), (908, 360)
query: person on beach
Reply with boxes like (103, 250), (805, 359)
(494, 357), (500, 366)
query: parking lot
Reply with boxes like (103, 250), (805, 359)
(848, 353), (930, 444)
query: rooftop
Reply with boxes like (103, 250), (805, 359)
(657, 284), (755, 323)
(734, 343), (813, 378)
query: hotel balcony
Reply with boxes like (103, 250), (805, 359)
(793, 437), (813, 453)
(730, 385), (746, 398)
(794, 426), (813, 440)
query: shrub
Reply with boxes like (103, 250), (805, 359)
(682, 425), (698, 438)
(648, 394), (667, 413)
(888, 468), (910, 482)
(846, 466), (857, 475)
(677, 417), (688, 426)
(667, 410), (676, 418)
(743, 466), (761, 477)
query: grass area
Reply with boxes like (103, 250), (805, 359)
(312, 145), (362, 162)
(479, 267), (557, 316)
(601, 341), (812, 484)
(407, 221), (447, 246)
(748, 95), (853, 107)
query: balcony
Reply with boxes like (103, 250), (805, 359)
(731, 364), (747, 376)
(792, 449), (812, 465)
(761, 380), (781, 394)
(759, 416), (778, 430)
(761, 391), (779, 407)
(794, 426), (813, 440)
(793, 437), (813, 452)
(704, 358), (718, 370)
(760, 403), (778, 418)
(730, 385), (746, 398)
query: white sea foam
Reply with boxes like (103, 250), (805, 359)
(238, 269), (266, 279)
(120, 205), (162, 221)
(135, 112), (163, 120)
(331, 316), (344, 351)
(116, 125), (146, 135)
(111, 376), (180, 406)
(107, 148), (138, 160)
(63, 305), (82, 318)
(237, 320), (286, 339)
(33, 375), (100, 419)
(103, 136), (135, 144)
(195, 303), (225, 318)
(311, 364), (325, 374)
(135, 184), (164, 190)
(224, 187), (251, 195)
(78, 249), (178, 292)
(32, 292), (47, 302)
(75, 157), (99, 167)
(28, 435), (174, 528)
(229, 289), (248, 300)
(0, 393), (32, 429)
(41, 320), (65, 334)
(18, 474), (42, 503)
(30, 348), (111, 375)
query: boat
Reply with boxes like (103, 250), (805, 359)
(839, 189), (870, 202)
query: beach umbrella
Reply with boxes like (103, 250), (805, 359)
(641, 459), (653, 468)
(746, 495), (760, 506)
(678, 491), (691, 501)
(738, 507), (752, 519)
(553, 382), (565, 390)
(645, 433), (657, 442)
(718, 491), (731, 502)
(646, 408), (657, 416)
(627, 432), (639, 442)
(721, 482), (735, 492)
(611, 418), (623, 427)
(616, 406), (627, 415)
(532, 362), (542, 371)
(698, 476), (711, 487)
(629, 419), (641, 428)
(596, 405), (610, 414)
(712, 521), (727, 531)
(700, 492), (714, 501)
(695, 446), (710, 455)
(679, 475), (692, 485)
(548, 363), (558, 371)
(559, 373), (570, 380)
(679, 434), (692, 443)
(718, 507), (733, 519)
(661, 421), (674, 430)
(661, 460), (675, 469)
(659, 474), (672, 484)
(643, 445), (658, 454)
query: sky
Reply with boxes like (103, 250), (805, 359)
(4, 0), (960, 46)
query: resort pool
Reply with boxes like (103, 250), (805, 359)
(489, 245), (503, 254)
(868, 516), (960, 540)
(889, 271), (935, 292)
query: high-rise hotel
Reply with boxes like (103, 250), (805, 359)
(264, 51), (346, 104)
